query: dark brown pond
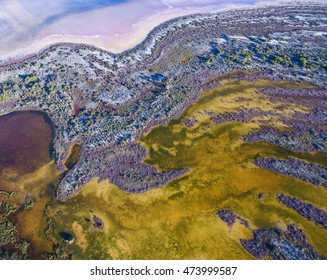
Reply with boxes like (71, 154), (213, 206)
(0, 111), (54, 175)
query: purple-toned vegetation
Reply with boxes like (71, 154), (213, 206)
(97, 143), (188, 193)
(210, 109), (262, 125)
(216, 209), (323, 260)
(261, 88), (327, 98)
(1, 4), (327, 200)
(278, 194), (327, 229)
(241, 224), (322, 260)
(93, 215), (104, 229)
(245, 85), (327, 152)
(216, 210), (250, 228)
(254, 157), (327, 188)
(245, 126), (327, 152)
(183, 118), (198, 127)
(56, 143), (188, 199)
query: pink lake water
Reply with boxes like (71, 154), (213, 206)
(0, 0), (311, 61)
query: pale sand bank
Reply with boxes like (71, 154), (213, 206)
(0, 0), (317, 63)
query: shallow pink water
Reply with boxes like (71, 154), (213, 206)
(0, 0), (293, 60)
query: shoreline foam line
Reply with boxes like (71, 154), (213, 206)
(1, 0), (322, 66)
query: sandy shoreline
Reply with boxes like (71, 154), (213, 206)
(0, 0), (316, 64)
(0, 6), (222, 62)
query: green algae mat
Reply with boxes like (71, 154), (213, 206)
(1, 78), (326, 259)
